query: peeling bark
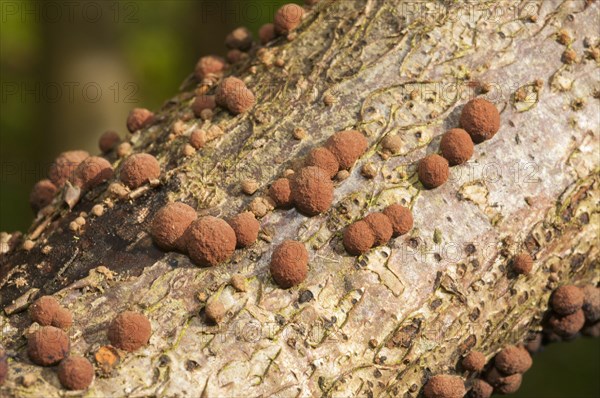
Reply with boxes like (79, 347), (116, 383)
(1, 0), (599, 397)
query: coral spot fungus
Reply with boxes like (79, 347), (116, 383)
(119, 153), (161, 189)
(325, 130), (368, 170)
(291, 166), (334, 216)
(194, 55), (227, 80)
(57, 356), (94, 390)
(227, 211), (260, 248)
(512, 252), (533, 275)
(494, 345), (532, 375)
(440, 128), (474, 166)
(49, 150), (90, 187)
(99, 131), (121, 153)
(343, 221), (376, 255)
(459, 98), (500, 143)
(383, 204), (413, 236)
(269, 178), (293, 208)
(126, 108), (154, 133)
(305, 147), (339, 179)
(72, 156), (114, 191)
(215, 77), (255, 114)
(151, 202), (197, 252)
(423, 374), (466, 398)
(27, 326), (70, 366)
(186, 216), (237, 266)
(29, 179), (57, 213)
(225, 27), (253, 51)
(259, 23), (276, 44)
(107, 311), (152, 352)
(462, 351), (486, 373)
(550, 284), (584, 315)
(270, 240), (308, 288)
(363, 212), (393, 246)
(418, 154), (449, 189)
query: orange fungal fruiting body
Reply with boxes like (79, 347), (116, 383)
(550, 285), (584, 315)
(186, 216), (237, 266)
(270, 240), (308, 288)
(494, 345), (532, 375)
(194, 55), (227, 80)
(27, 326), (70, 366)
(225, 27), (253, 51)
(440, 128), (474, 166)
(119, 153), (160, 189)
(191, 95), (216, 117)
(291, 166), (334, 216)
(512, 252), (533, 275)
(215, 77), (255, 114)
(305, 147), (339, 179)
(274, 4), (305, 34)
(107, 311), (152, 352)
(269, 178), (294, 208)
(57, 356), (94, 390)
(72, 156), (114, 191)
(259, 23), (276, 44)
(325, 130), (368, 170)
(49, 150), (90, 187)
(99, 131), (120, 153)
(343, 221), (375, 255)
(29, 179), (58, 212)
(423, 374), (466, 398)
(151, 202), (197, 252)
(126, 108), (154, 133)
(383, 204), (413, 236)
(418, 154), (449, 189)
(363, 212), (393, 246)
(462, 351), (486, 372)
(459, 98), (500, 143)
(228, 211), (260, 248)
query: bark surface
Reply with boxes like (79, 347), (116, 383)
(1, 0), (599, 397)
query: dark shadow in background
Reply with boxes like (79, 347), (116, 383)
(0, 2), (598, 397)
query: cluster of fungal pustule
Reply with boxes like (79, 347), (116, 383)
(343, 204), (413, 255)
(150, 202), (197, 252)
(417, 97), (500, 189)
(29, 296), (73, 330)
(547, 284), (592, 338)
(149, 200), (261, 267)
(484, 345), (532, 395)
(267, 130), (368, 217)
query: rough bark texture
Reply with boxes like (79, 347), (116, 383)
(1, 0), (599, 397)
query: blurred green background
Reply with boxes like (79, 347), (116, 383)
(0, 1), (598, 397)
